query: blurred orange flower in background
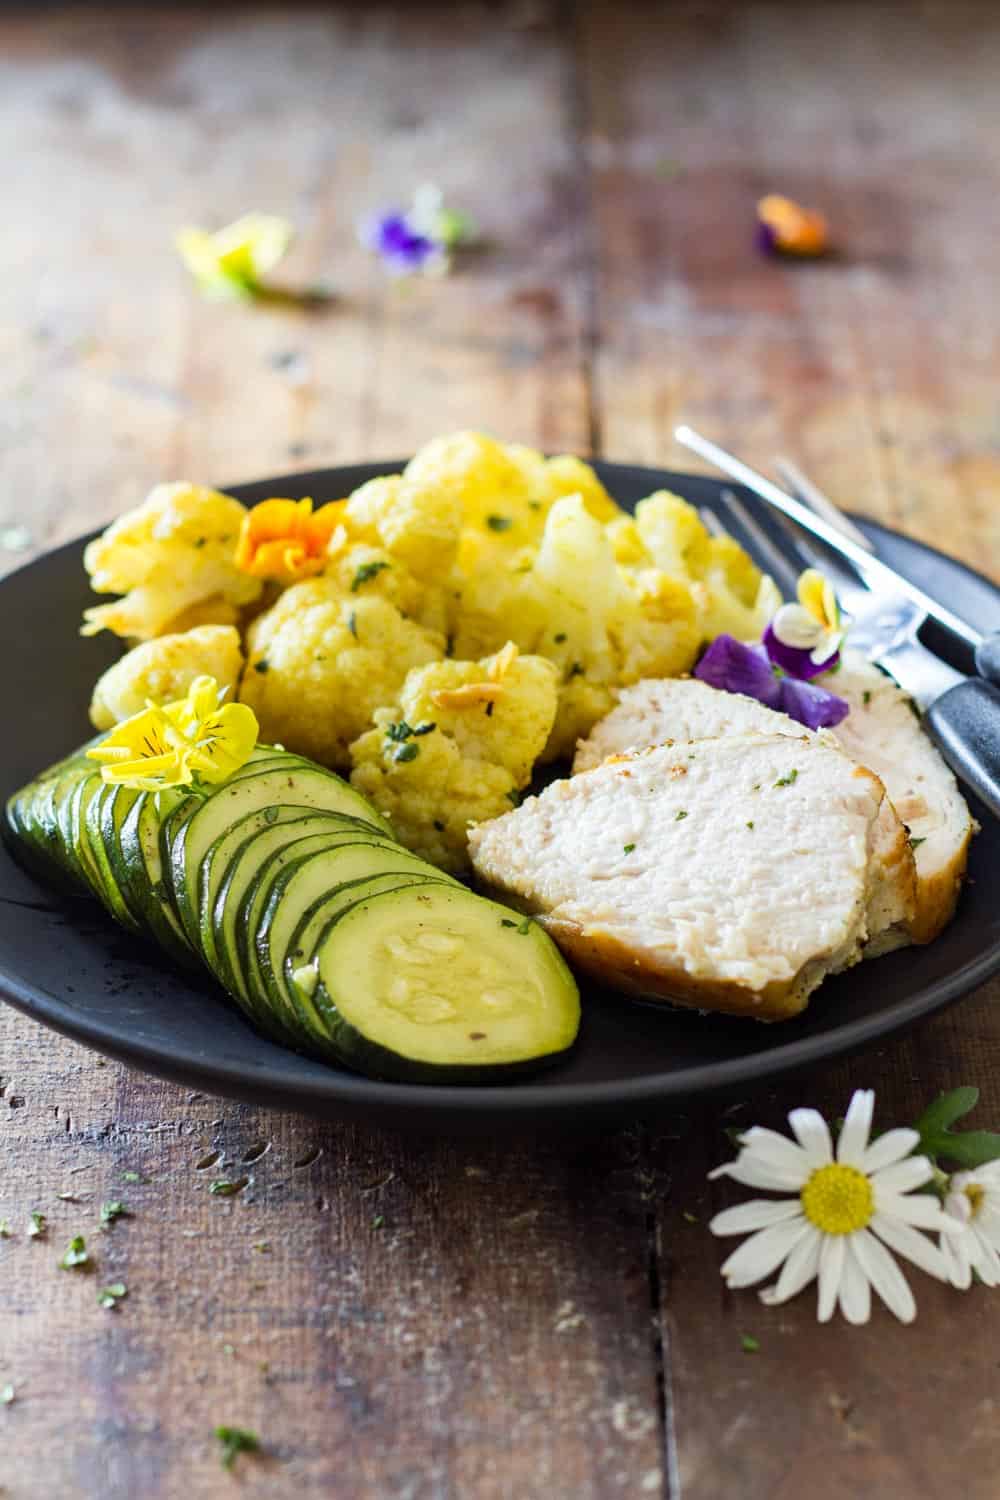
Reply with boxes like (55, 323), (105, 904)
(235, 497), (346, 583)
(756, 194), (829, 257)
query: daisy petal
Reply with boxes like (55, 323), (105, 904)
(759, 1226), (822, 1306)
(817, 1234), (846, 1322)
(721, 1219), (811, 1289)
(736, 1127), (815, 1176)
(971, 1229), (1000, 1286)
(869, 1156), (934, 1195)
(861, 1128), (920, 1174)
(851, 1228), (916, 1323)
(836, 1090), (874, 1168)
(838, 1241), (871, 1325)
(709, 1200), (803, 1237)
(941, 1231), (973, 1290)
(708, 1158), (808, 1192)
(787, 1109), (833, 1167)
(876, 1190), (959, 1233)
(869, 1213), (949, 1281)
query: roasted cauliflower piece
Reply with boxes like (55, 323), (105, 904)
(631, 490), (781, 641)
(89, 625), (244, 732)
(238, 577), (444, 770)
(349, 643), (559, 872)
(344, 474), (463, 583)
(82, 483), (262, 641)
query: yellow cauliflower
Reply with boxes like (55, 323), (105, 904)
(631, 491), (781, 641)
(82, 483), (262, 641)
(349, 643), (558, 872)
(343, 474), (463, 583)
(89, 625), (244, 732)
(238, 578), (444, 770)
(321, 540), (447, 637)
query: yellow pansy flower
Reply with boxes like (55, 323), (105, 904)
(234, 497), (347, 584)
(770, 568), (844, 667)
(88, 676), (258, 791)
(175, 214), (294, 300)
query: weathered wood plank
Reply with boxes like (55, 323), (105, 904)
(579, 3), (1000, 1495)
(0, 7), (664, 1498)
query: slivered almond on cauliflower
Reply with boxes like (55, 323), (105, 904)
(238, 578), (444, 770)
(349, 644), (559, 872)
(82, 483), (262, 641)
(89, 625), (244, 731)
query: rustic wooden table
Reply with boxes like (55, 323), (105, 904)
(1, 4), (999, 1497)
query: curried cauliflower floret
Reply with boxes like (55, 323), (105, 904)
(89, 625), (244, 731)
(404, 431), (538, 536)
(82, 483), (262, 641)
(238, 578), (444, 770)
(632, 490), (780, 641)
(349, 643), (558, 872)
(344, 474), (463, 583)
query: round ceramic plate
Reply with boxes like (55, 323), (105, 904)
(1, 463), (998, 1131)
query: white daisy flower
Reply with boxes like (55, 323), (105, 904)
(940, 1162), (1000, 1289)
(709, 1089), (962, 1324)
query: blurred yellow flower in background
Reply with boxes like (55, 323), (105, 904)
(175, 213), (294, 299)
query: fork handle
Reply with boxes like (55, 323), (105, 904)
(925, 679), (1000, 821)
(975, 631), (1000, 688)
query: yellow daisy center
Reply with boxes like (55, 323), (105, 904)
(964, 1183), (985, 1220)
(800, 1164), (874, 1235)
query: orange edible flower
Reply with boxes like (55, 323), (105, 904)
(756, 195), (829, 257)
(235, 497), (346, 583)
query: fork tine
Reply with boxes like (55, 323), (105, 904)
(773, 457), (874, 551)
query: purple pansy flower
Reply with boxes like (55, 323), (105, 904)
(362, 212), (442, 276)
(762, 621), (839, 681)
(694, 635), (849, 731)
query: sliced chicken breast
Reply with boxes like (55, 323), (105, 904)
(572, 653), (971, 942)
(470, 734), (912, 1021)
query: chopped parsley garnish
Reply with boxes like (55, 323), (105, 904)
(253, 659), (269, 674)
(413, 721), (436, 736)
(346, 610), (358, 638)
(623, 843), (636, 854)
(97, 1283), (127, 1309)
(501, 919), (518, 928)
(351, 560), (390, 592)
(675, 810), (688, 821)
(100, 1200), (129, 1229)
(773, 769), (799, 788)
(862, 690), (872, 705)
(28, 1212), (47, 1239)
(214, 1427), (261, 1471)
(121, 1171), (148, 1184)
(1, 1383), (14, 1404)
(517, 916), (532, 935)
(433, 819), (445, 831)
(506, 790), (521, 806)
(682, 1211), (698, 1224)
(209, 1177), (249, 1198)
(394, 742), (420, 763)
(740, 1334), (760, 1354)
(553, 632), (567, 644)
(263, 805), (280, 825)
(568, 662), (585, 679)
(252, 1241), (271, 1254)
(746, 820), (754, 830)
(386, 720), (415, 742)
(59, 1235), (90, 1270)
(910, 836), (926, 849)
(372, 1214), (385, 1229)
(0, 1220), (10, 1238)
(486, 514), (513, 532)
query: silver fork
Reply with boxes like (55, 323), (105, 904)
(692, 456), (1000, 819)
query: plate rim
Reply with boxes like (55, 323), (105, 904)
(2, 459), (998, 1117)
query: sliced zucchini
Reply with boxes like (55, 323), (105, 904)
(212, 824), (398, 1013)
(117, 789), (196, 966)
(306, 884), (581, 1081)
(81, 780), (143, 932)
(250, 842), (459, 1030)
(166, 761), (389, 943)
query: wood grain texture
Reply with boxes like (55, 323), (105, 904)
(1, 3), (999, 1497)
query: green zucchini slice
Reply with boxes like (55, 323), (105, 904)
(306, 884), (581, 1081)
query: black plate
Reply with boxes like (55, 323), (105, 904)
(2, 463), (998, 1131)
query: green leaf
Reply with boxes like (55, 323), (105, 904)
(59, 1235), (91, 1270)
(214, 1426), (260, 1471)
(914, 1087), (1000, 1169)
(100, 1200), (130, 1229)
(97, 1283), (128, 1309)
(740, 1334), (760, 1353)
